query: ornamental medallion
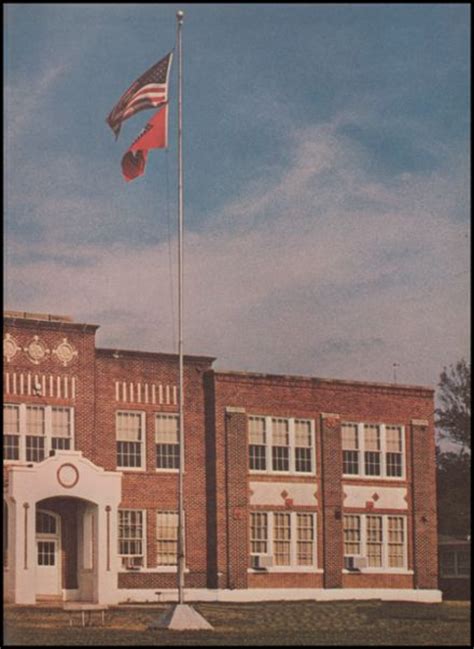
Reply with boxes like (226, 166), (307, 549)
(25, 336), (49, 365)
(53, 338), (78, 366)
(57, 463), (80, 489)
(3, 334), (21, 362)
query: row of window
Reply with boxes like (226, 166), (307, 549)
(343, 514), (407, 569)
(250, 512), (408, 571)
(4, 404), (406, 479)
(4, 404), (73, 462)
(118, 509), (180, 568)
(116, 411), (180, 470)
(4, 503), (409, 573)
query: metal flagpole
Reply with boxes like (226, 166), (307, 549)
(176, 8), (185, 606)
(151, 11), (212, 629)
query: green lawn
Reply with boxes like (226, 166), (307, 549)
(3, 600), (471, 646)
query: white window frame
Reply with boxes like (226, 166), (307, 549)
(248, 511), (321, 572)
(155, 413), (180, 473)
(155, 509), (188, 572)
(342, 422), (406, 480)
(118, 509), (147, 571)
(116, 410), (146, 471)
(343, 513), (410, 573)
(248, 416), (316, 476)
(3, 403), (75, 464)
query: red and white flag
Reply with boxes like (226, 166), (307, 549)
(106, 52), (173, 138)
(121, 104), (168, 182)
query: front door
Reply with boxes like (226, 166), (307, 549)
(35, 510), (61, 597)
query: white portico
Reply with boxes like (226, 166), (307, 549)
(3, 451), (121, 605)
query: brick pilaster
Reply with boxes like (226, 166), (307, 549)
(320, 413), (343, 588)
(224, 407), (248, 589)
(411, 419), (438, 589)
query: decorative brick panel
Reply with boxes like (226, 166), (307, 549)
(224, 408), (249, 589)
(320, 413), (343, 588)
(411, 420), (438, 589)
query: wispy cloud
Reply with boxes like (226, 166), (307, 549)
(5, 116), (469, 390)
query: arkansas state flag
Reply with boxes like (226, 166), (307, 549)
(121, 104), (168, 182)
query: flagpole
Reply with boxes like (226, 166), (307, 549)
(176, 8), (185, 607)
(151, 11), (212, 629)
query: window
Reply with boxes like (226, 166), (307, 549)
(364, 425), (381, 476)
(343, 515), (361, 556)
(248, 416), (315, 474)
(342, 423), (359, 475)
(155, 414), (179, 470)
(387, 516), (405, 567)
(296, 513), (314, 566)
(295, 421), (313, 472)
(51, 407), (72, 451)
(385, 427), (403, 477)
(37, 541), (56, 566)
(116, 411), (144, 469)
(26, 406), (45, 462)
(156, 511), (179, 566)
(249, 512), (316, 569)
(366, 515), (383, 567)
(273, 512), (291, 565)
(4, 405), (20, 460)
(36, 511), (57, 534)
(3, 404), (74, 463)
(118, 510), (144, 568)
(341, 422), (405, 479)
(440, 548), (470, 577)
(272, 419), (290, 472)
(343, 514), (407, 571)
(249, 417), (266, 471)
(250, 512), (268, 555)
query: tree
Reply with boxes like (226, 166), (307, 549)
(435, 359), (471, 537)
(436, 449), (471, 536)
(436, 359), (471, 452)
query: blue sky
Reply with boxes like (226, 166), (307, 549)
(4, 4), (470, 400)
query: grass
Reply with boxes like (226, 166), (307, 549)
(3, 599), (471, 646)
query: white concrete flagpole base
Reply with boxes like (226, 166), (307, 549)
(149, 604), (214, 631)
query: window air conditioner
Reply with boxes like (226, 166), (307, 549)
(251, 555), (273, 570)
(344, 556), (367, 571)
(123, 557), (142, 570)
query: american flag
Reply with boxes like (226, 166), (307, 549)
(106, 51), (173, 138)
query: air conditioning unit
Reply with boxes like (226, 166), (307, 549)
(353, 556), (368, 569)
(251, 555), (273, 570)
(344, 556), (367, 571)
(123, 557), (142, 570)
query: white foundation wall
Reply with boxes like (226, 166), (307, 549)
(116, 588), (442, 604)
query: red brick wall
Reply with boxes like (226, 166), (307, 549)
(212, 371), (437, 591)
(4, 316), (438, 595)
(95, 351), (213, 588)
(320, 413), (343, 587)
(411, 420), (438, 589)
(223, 408), (249, 589)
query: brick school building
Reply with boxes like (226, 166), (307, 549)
(3, 311), (440, 604)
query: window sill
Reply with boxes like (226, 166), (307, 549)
(342, 568), (413, 574)
(249, 470), (317, 478)
(119, 567), (190, 574)
(117, 467), (146, 472)
(342, 474), (406, 482)
(155, 468), (180, 474)
(248, 567), (323, 573)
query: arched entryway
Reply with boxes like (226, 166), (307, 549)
(35, 497), (98, 602)
(4, 450), (122, 605)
